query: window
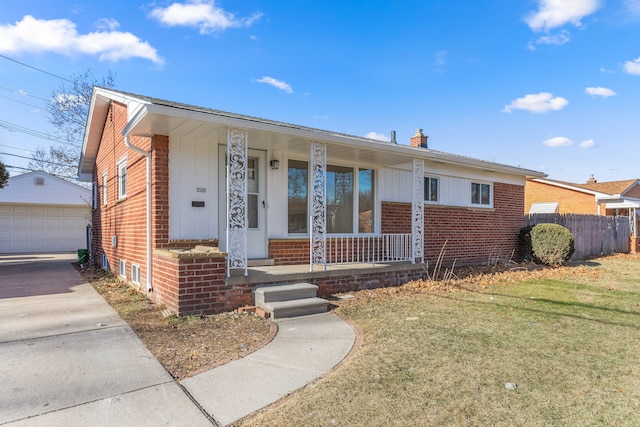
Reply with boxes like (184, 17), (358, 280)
(471, 182), (491, 206)
(358, 169), (374, 233)
(287, 160), (375, 234)
(288, 160), (308, 233)
(424, 176), (439, 202)
(102, 173), (108, 205)
(101, 254), (108, 270)
(119, 260), (126, 278)
(34, 177), (45, 186)
(327, 164), (354, 233)
(131, 264), (140, 285)
(117, 159), (127, 199)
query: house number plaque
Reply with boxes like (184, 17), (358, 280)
(196, 187), (207, 193)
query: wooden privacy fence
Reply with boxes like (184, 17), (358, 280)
(525, 214), (630, 260)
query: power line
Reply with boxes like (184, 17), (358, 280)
(0, 119), (76, 146)
(0, 86), (49, 102)
(0, 54), (74, 83)
(0, 93), (45, 110)
(0, 151), (70, 167)
(0, 143), (37, 154)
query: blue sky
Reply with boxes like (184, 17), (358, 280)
(1, 0), (639, 183)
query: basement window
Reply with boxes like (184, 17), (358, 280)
(119, 260), (126, 278)
(131, 264), (140, 285)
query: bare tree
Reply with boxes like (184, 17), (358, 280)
(29, 69), (115, 181)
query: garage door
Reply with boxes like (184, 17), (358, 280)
(0, 204), (90, 253)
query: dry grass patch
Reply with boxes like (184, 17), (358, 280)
(78, 264), (272, 379)
(241, 256), (640, 426)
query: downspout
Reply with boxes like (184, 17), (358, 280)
(123, 132), (153, 292)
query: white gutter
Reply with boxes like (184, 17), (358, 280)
(122, 113), (153, 292)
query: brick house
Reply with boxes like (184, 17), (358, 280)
(79, 87), (545, 316)
(525, 176), (640, 253)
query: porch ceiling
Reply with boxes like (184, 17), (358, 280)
(125, 102), (546, 177)
(133, 108), (416, 167)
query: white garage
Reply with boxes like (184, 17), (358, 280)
(0, 171), (91, 253)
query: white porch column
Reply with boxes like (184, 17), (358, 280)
(412, 158), (425, 264)
(632, 208), (638, 238)
(227, 127), (248, 276)
(310, 141), (327, 271)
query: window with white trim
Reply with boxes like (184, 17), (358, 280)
(423, 176), (439, 203)
(119, 260), (126, 278)
(102, 172), (108, 206)
(117, 158), (127, 199)
(471, 182), (492, 206)
(131, 264), (140, 285)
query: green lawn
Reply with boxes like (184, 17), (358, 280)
(242, 256), (640, 426)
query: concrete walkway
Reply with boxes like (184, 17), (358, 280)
(0, 254), (355, 426)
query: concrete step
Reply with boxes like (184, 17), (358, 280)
(253, 282), (319, 306)
(247, 258), (275, 267)
(262, 297), (329, 319)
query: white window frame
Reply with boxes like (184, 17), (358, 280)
(471, 181), (493, 207)
(119, 260), (126, 278)
(102, 172), (108, 206)
(131, 264), (140, 285)
(117, 158), (127, 200)
(423, 176), (439, 204)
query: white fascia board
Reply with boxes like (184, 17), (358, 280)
(530, 178), (606, 197)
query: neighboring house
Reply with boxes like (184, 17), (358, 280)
(79, 87), (545, 316)
(525, 176), (640, 253)
(0, 171), (91, 253)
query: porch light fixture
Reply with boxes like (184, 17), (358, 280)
(270, 159), (280, 170)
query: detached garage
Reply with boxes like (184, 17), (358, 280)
(0, 171), (91, 253)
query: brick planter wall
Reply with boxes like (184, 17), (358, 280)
(153, 249), (244, 316)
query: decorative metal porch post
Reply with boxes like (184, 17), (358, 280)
(310, 141), (327, 271)
(227, 127), (248, 276)
(412, 158), (425, 264)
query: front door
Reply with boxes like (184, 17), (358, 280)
(218, 147), (268, 259)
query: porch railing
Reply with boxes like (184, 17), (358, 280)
(311, 233), (413, 270)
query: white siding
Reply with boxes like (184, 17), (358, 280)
(0, 172), (91, 205)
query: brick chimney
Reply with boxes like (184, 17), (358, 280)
(587, 174), (597, 184)
(410, 128), (428, 149)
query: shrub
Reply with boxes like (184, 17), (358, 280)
(530, 223), (575, 266)
(517, 225), (534, 261)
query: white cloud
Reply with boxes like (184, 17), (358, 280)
(502, 92), (569, 113)
(526, 0), (601, 32)
(543, 136), (573, 147)
(534, 30), (571, 47)
(623, 57), (640, 74)
(624, 0), (640, 15)
(434, 50), (447, 66)
(0, 15), (161, 63)
(254, 76), (293, 93)
(149, 0), (262, 34)
(580, 139), (596, 148)
(364, 132), (389, 142)
(585, 86), (616, 97)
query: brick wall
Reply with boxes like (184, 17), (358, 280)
(525, 180), (597, 214)
(152, 252), (232, 315)
(382, 182), (525, 266)
(269, 239), (309, 265)
(92, 102), (150, 288)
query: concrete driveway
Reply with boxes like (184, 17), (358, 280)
(0, 253), (212, 426)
